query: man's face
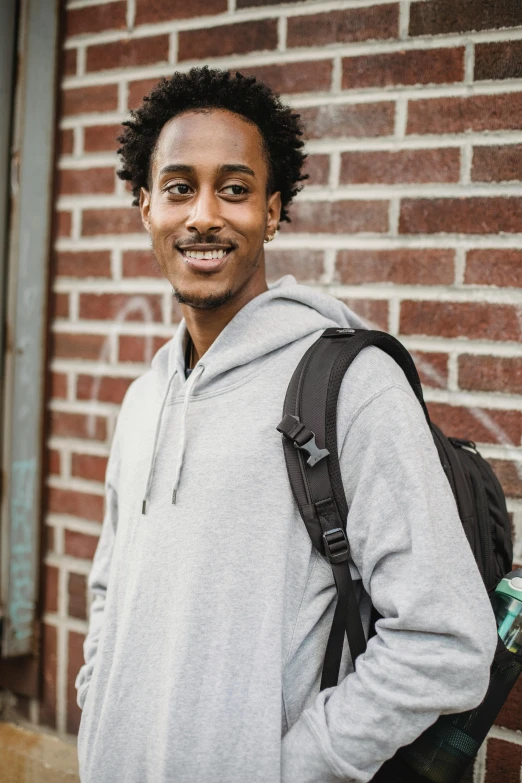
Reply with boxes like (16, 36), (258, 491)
(139, 109), (281, 310)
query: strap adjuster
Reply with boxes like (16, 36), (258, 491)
(323, 528), (349, 564)
(277, 414), (330, 467)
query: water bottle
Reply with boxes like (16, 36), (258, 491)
(493, 568), (522, 653)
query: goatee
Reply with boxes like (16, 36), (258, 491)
(173, 287), (234, 310)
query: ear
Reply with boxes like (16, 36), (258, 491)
(139, 187), (152, 233)
(266, 191), (282, 238)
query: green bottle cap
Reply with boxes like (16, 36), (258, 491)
(495, 569), (522, 601)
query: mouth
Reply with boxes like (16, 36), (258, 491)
(177, 245), (234, 273)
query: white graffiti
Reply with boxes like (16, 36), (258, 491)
(86, 295), (157, 438)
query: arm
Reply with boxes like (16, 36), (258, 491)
(75, 435), (120, 710)
(282, 372), (498, 782)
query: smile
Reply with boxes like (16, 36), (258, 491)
(181, 248), (230, 260)
(177, 245), (234, 273)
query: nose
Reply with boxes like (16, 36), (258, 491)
(185, 186), (224, 235)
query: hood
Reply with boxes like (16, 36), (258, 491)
(151, 275), (367, 397)
(141, 275), (367, 513)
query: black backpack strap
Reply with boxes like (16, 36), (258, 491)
(277, 328), (431, 690)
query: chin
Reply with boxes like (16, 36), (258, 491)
(172, 285), (234, 310)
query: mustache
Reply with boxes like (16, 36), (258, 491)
(175, 234), (238, 250)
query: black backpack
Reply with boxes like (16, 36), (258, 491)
(277, 328), (522, 783)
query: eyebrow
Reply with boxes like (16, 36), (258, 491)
(159, 163), (256, 178)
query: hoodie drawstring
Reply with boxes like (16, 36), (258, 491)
(141, 364), (204, 514)
(141, 369), (178, 515)
(171, 364), (204, 505)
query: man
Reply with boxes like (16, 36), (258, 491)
(75, 67), (497, 783)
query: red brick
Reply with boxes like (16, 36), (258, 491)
(84, 124), (122, 153)
(51, 293), (69, 319)
(122, 250), (162, 278)
(178, 19), (277, 62)
(62, 84), (119, 117)
(495, 673), (522, 732)
(128, 77), (160, 109)
(77, 374), (134, 404)
(484, 737), (522, 783)
(71, 453), (108, 483)
(400, 300), (522, 342)
(51, 332), (106, 361)
(55, 250), (112, 278)
(265, 249), (324, 283)
(490, 459), (522, 498)
(118, 334), (170, 363)
(56, 211), (72, 237)
(240, 60), (332, 95)
(459, 355), (522, 395)
(49, 410), (107, 441)
(399, 197), (522, 235)
(340, 148), (460, 185)
(48, 448), (62, 476)
(64, 49), (77, 77)
(335, 249), (455, 285)
(410, 351), (448, 389)
(58, 129), (74, 156)
(136, 0), (226, 24)
(65, 530), (100, 560)
(407, 93), (522, 135)
(40, 624), (57, 729)
(302, 102), (395, 140)
(58, 167), (115, 196)
(49, 488), (104, 522)
(465, 249), (522, 288)
(50, 372), (68, 400)
(68, 573), (87, 621)
(79, 293), (163, 322)
(475, 40), (522, 81)
(67, 631), (85, 735)
(472, 144), (522, 183)
(287, 5), (398, 48)
(86, 35), (169, 73)
(283, 200), (389, 234)
(343, 47), (464, 90)
(303, 154), (329, 187)
(427, 402), (522, 445)
(43, 566), (59, 614)
(341, 298), (389, 330)
(409, 0), (522, 36)
(82, 207), (144, 235)
(66, 2), (126, 37)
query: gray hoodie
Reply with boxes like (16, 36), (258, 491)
(75, 275), (497, 783)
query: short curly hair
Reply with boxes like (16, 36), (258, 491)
(117, 67), (307, 223)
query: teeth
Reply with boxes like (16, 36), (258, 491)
(183, 249), (228, 260)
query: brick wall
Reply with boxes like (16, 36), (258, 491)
(29, 0), (522, 779)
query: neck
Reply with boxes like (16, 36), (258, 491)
(182, 274), (268, 366)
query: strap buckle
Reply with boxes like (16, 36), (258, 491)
(323, 528), (349, 564)
(277, 414), (330, 467)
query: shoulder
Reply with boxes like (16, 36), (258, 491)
(338, 345), (419, 426)
(111, 367), (163, 445)
(121, 368), (158, 412)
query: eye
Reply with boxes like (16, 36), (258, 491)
(166, 183), (193, 195)
(221, 184), (248, 196)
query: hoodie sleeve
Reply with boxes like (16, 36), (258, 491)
(75, 427), (121, 711)
(281, 370), (498, 782)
